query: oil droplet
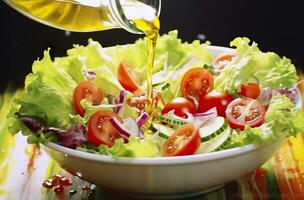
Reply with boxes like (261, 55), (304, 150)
(90, 184), (96, 190)
(64, 154), (68, 157)
(69, 189), (77, 195)
(82, 185), (89, 190)
(197, 33), (207, 41)
(287, 168), (296, 174)
(76, 172), (82, 178)
(43, 181), (53, 189)
(65, 31), (71, 37)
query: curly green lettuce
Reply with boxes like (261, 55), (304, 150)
(215, 37), (297, 94)
(77, 135), (160, 158)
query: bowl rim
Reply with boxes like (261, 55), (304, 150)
(42, 44), (301, 165)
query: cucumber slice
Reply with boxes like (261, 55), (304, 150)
(158, 115), (187, 127)
(214, 130), (238, 151)
(195, 126), (231, 154)
(151, 123), (175, 139)
(199, 117), (227, 141)
(214, 136), (231, 151)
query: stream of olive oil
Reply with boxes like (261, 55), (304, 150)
(131, 17), (160, 113)
(131, 16), (160, 133)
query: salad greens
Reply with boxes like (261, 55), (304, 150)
(8, 30), (304, 158)
(215, 37), (297, 94)
(228, 95), (304, 148)
(78, 136), (159, 158)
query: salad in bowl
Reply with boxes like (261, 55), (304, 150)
(8, 31), (304, 158)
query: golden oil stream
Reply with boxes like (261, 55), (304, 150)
(131, 17), (160, 133)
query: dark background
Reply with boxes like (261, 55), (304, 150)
(1, 0), (303, 92)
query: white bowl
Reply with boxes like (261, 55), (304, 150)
(43, 140), (282, 198)
(42, 45), (298, 198)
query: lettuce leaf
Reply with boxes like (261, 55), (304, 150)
(11, 51), (77, 130)
(101, 136), (159, 158)
(59, 40), (123, 95)
(78, 136), (159, 158)
(215, 37), (297, 94)
(227, 95), (304, 148)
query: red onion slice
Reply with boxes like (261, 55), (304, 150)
(136, 112), (149, 127)
(110, 117), (141, 140)
(119, 90), (126, 103)
(83, 70), (96, 80)
(193, 107), (218, 128)
(193, 107), (217, 117)
(115, 90), (126, 114)
(109, 117), (131, 140)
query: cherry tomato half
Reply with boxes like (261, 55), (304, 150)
(117, 61), (140, 93)
(240, 83), (261, 99)
(162, 97), (196, 118)
(180, 67), (214, 99)
(87, 110), (123, 147)
(198, 91), (233, 117)
(225, 98), (266, 130)
(73, 81), (104, 117)
(212, 52), (237, 74)
(162, 124), (201, 156)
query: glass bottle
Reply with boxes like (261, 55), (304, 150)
(3, 0), (161, 34)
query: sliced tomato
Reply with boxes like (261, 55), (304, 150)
(225, 98), (266, 130)
(198, 91), (233, 117)
(162, 124), (200, 156)
(73, 81), (104, 117)
(87, 110), (122, 147)
(212, 52), (237, 74)
(162, 97), (196, 118)
(240, 83), (261, 99)
(117, 61), (140, 93)
(180, 67), (214, 99)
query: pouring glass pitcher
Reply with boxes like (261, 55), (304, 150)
(3, 0), (161, 34)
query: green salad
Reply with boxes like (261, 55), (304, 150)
(8, 31), (304, 157)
